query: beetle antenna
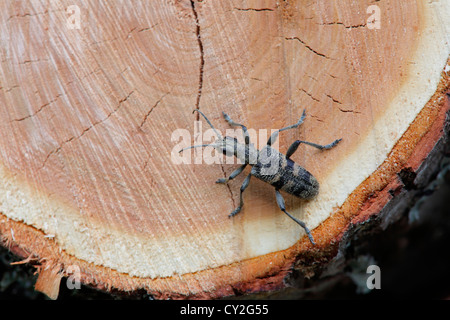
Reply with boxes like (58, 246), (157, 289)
(193, 109), (223, 140)
(178, 144), (215, 153)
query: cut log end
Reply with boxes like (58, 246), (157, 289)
(0, 0), (449, 299)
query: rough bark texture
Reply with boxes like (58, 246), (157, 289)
(0, 0), (449, 299)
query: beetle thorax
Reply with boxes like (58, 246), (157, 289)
(215, 136), (259, 165)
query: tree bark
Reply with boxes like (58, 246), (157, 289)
(0, 0), (448, 299)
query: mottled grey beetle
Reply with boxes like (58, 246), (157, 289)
(179, 109), (341, 245)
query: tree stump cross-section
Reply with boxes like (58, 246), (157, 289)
(0, 0), (449, 299)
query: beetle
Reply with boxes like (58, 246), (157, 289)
(179, 109), (342, 245)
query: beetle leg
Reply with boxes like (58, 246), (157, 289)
(267, 109), (306, 146)
(275, 189), (316, 245)
(216, 164), (247, 184)
(286, 138), (342, 159)
(222, 112), (250, 145)
(228, 173), (251, 217)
